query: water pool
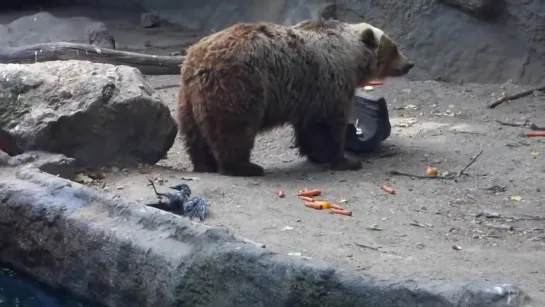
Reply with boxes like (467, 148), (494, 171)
(0, 266), (102, 307)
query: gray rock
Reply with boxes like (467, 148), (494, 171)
(141, 0), (545, 85)
(0, 12), (112, 47)
(0, 159), (537, 307)
(0, 60), (177, 168)
(140, 12), (161, 28)
(85, 21), (116, 49)
(0, 150), (8, 165)
(439, 0), (505, 21)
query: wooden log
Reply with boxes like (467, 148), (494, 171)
(0, 42), (185, 75)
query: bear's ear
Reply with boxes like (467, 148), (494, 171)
(360, 28), (378, 49)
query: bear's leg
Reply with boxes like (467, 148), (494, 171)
(293, 121), (332, 164)
(327, 121), (363, 171)
(205, 123), (265, 177)
(294, 117), (362, 171)
(178, 101), (218, 173)
(185, 133), (218, 173)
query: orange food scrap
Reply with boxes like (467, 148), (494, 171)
(298, 196), (314, 202)
(526, 131), (545, 137)
(277, 189), (285, 198)
(297, 189), (322, 197)
(304, 201), (324, 210)
(329, 203), (344, 210)
(329, 208), (353, 216)
(380, 184), (396, 195)
(426, 166), (438, 177)
(312, 200), (331, 209)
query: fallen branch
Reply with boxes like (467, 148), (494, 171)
(0, 42), (185, 75)
(387, 150), (484, 180)
(530, 123), (545, 131)
(354, 243), (380, 251)
(495, 119), (529, 127)
(386, 170), (452, 180)
(476, 212), (545, 222)
(487, 85), (545, 109)
(153, 84), (180, 90)
(513, 215), (545, 221)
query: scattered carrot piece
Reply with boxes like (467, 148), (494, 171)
(277, 189), (285, 198)
(380, 184), (396, 195)
(304, 201), (323, 210)
(329, 203), (344, 210)
(313, 200), (331, 209)
(525, 131), (545, 137)
(298, 196), (314, 202)
(329, 208), (353, 216)
(297, 189), (322, 197)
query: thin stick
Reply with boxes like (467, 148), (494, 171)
(387, 150), (484, 180)
(487, 85), (545, 109)
(513, 215), (545, 221)
(456, 150), (484, 177)
(354, 243), (380, 251)
(386, 170), (455, 180)
(153, 84), (179, 90)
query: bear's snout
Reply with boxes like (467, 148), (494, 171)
(403, 62), (414, 72)
(392, 61), (413, 76)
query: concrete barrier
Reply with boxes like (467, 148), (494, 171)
(0, 152), (536, 307)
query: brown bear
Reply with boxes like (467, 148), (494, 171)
(177, 19), (413, 177)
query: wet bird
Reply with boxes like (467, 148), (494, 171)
(183, 196), (210, 221)
(146, 180), (209, 221)
(169, 183), (192, 194)
(147, 179), (191, 214)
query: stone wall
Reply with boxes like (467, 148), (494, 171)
(53, 0), (545, 85)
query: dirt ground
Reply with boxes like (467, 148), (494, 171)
(4, 7), (545, 302)
(109, 77), (544, 300)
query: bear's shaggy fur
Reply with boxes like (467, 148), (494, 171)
(177, 19), (413, 177)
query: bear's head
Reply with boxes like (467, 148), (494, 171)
(348, 22), (414, 80)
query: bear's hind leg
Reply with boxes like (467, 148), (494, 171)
(205, 123), (264, 177)
(178, 101), (218, 173)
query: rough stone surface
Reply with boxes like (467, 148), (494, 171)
(0, 152), (536, 307)
(122, 0), (544, 85)
(140, 12), (160, 28)
(439, 0), (505, 20)
(86, 22), (116, 49)
(0, 12), (112, 47)
(0, 60), (177, 168)
(3, 4), (543, 85)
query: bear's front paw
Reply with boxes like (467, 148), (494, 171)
(330, 157), (362, 171)
(219, 162), (265, 177)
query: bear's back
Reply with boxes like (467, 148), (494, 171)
(181, 21), (360, 125)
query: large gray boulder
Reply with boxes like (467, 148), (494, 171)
(0, 12), (114, 48)
(0, 60), (177, 168)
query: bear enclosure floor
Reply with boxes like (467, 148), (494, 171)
(4, 6), (543, 301)
(109, 77), (545, 301)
